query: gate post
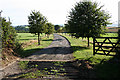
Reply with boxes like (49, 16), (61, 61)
(118, 1), (120, 57)
(93, 37), (95, 55)
(118, 30), (120, 57)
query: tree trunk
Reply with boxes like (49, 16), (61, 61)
(82, 37), (83, 40)
(45, 34), (46, 37)
(38, 33), (40, 45)
(47, 34), (49, 38)
(87, 37), (89, 47)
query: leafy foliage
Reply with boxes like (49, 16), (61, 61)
(1, 17), (17, 49)
(28, 10), (47, 45)
(54, 25), (61, 32)
(65, 1), (111, 46)
(15, 25), (29, 33)
(54, 25), (63, 33)
(44, 23), (54, 37)
(0, 17), (22, 63)
(28, 10), (47, 34)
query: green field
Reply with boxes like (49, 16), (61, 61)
(17, 33), (46, 43)
(16, 33), (120, 79)
(59, 33), (118, 63)
(16, 33), (53, 57)
(60, 33), (120, 79)
(71, 33), (118, 42)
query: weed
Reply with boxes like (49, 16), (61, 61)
(19, 61), (29, 70)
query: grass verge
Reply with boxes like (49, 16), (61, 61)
(60, 33), (120, 79)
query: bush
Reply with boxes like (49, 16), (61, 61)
(1, 17), (22, 57)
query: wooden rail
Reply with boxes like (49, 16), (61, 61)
(93, 37), (120, 56)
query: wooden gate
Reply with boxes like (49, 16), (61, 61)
(93, 37), (120, 56)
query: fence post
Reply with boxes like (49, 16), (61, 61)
(93, 37), (95, 55)
(118, 1), (120, 57)
(117, 29), (120, 57)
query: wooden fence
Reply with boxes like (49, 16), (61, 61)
(93, 37), (120, 56)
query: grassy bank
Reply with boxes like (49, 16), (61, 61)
(59, 33), (117, 63)
(16, 33), (53, 57)
(60, 33), (120, 79)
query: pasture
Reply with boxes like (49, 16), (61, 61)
(16, 33), (120, 79)
(59, 33), (118, 63)
(16, 33), (53, 57)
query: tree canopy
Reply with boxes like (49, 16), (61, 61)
(45, 23), (54, 35)
(65, 1), (111, 46)
(1, 17), (17, 48)
(15, 25), (29, 33)
(28, 10), (47, 45)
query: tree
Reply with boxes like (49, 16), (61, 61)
(57, 27), (63, 33)
(1, 17), (17, 48)
(44, 23), (54, 38)
(28, 10), (47, 45)
(1, 16), (23, 63)
(54, 25), (61, 33)
(43, 23), (48, 37)
(65, 1), (111, 47)
(61, 26), (66, 33)
(15, 25), (29, 33)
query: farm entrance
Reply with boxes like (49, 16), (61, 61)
(93, 37), (120, 56)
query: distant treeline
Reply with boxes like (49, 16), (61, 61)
(15, 25), (65, 33)
(106, 27), (120, 33)
(15, 25), (119, 33)
(15, 25), (29, 33)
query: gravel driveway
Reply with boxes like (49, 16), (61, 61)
(26, 34), (74, 60)
(1, 34), (74, 80)
(1, 34), (97, 80)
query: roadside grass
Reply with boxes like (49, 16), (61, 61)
(60, 33), (113, 64)
(59, 33), (118, 62)
(16, 33), (53, 57)
(60, 33), (120, 79)
(15, 33), (119, 79)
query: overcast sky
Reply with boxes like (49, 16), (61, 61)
(0, 0), (120, 26)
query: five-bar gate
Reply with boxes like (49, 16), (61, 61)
(93, 37), (120, 56)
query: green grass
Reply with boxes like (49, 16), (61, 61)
(19, 61), (29, 70)
(18, 61), (47, 78)
(16, 33), (53, 57)
(79, 33), (118, 42)
(17, 33), (46, 43)
(16, 33), (119, 79)
(60, 33), (116, 63)
(60, 33), (120, 79)
(17, 61), (67, 79)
